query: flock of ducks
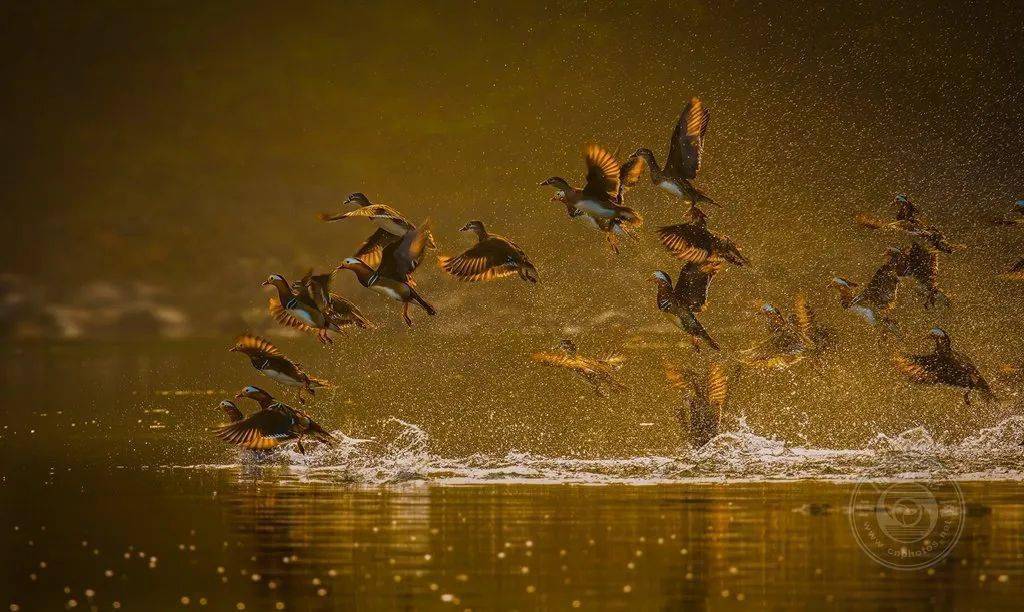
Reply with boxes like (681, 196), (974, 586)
(210, 97), (1022, 453)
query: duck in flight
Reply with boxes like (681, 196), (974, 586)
(893, 242), (949, 309)
(336, 221), (436, 326)
(854, 195), (963, 254)
(439, 220), (538, 283)
(651, 262), (721, 351)
(741, 296), (826, 369)
(530, 339), (626, 398)
(229, 334), (332, 403)
(656, 206), (749, 266)
(664, 360), (729, 448)
(318, 193), (432, 268)
(830, 248), (902, 331)
(263, 274), (339, 344)
(540, 144), (644, 254)
(295, 270), (376, 330)
(893, 327), (996, 405)
(632, 97), (717, 210)
(991, 199), (1024, 226)
(212, 386), (336, 454)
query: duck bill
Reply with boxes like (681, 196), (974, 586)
(260, 280), (271, 287)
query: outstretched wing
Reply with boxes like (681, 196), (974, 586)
(319, 204), (413, 227)
(581, 144), (621, 201)
(676, 261), (720, 312)
(213, 409), (294, 449)
(657, 224), (713, 263)
(439, 238), (521, 282)
(1002, 258), (1024, 281)
(617, 155), (646, 201)
(706, 363), (728, 413)
(269, 298), (331, 333)
(378, 220), (433, 281)
(853, 213), (891, 230)
(354, 228), (401, 270)
(792, 294), (815, 347)
(665, 98), (710, 179)
(231, 334), (282, 357)
(893, 354), (942, 384)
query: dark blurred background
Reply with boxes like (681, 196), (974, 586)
(1, 0), (1022, 338)
(0, 0), (1023, 448)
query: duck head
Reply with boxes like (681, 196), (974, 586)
(555, 339), (578, 354)
(895, 194), (910, 204)
(344, 192), (371, 207)
(336, 257), (367, 271)
(459, 220), (488, 240)
(651, 270), (672, 286)
(218, 400), (243, 421)
(235, 385), (274, 404)
(1015, 199), (1024, 210)
(540, 177), (572, 202)
(262, 274), (289, 289)
(927, 326), (952, 351)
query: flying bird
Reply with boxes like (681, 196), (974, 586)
(540, 144), (644, 254)
(263, 274), (339, 344)
(318, 193), (431, 268)
(854, 195), (963, 253)
(893, 242), (949, 309)
(439, 220), (538, 283)
(295, 270), (376, 330)
(632, 97), (717, 209)
(530, 339), (626, 398)
(651, 263), (722, 351)
(830, 248), (903, 331)
(893, 328), (996, 405)
(336, 221), (436, 326)
(656, 206), (749, 266)
(664, 360), (730, 448)
(229, 334), (332, 403)
(213, 386), (336, 453)
(741, 296), (827, 369)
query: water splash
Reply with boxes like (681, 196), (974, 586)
(175, 416), (1024, 485)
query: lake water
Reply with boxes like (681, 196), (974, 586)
(3, 342), (1023, 610)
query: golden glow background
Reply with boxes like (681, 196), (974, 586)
(1, 1), (1023, 450)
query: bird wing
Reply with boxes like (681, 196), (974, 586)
(792, 294), (815, 347)
(213, 409), (294, 449)
(706, 363), (728, 413)
(581, 144), (621, 201)
(859, 263), (899, 308)
(617, 155), (646, 200)
(680, 261), (721, 311)
(269, 298), (334, 333)
(232, 334), (282, 357)
(439, 238), (521, 281)
(378, 219), (433, 281)
(905, 243), (939, 288)
(657, 224), (713, 263)
(853, 213), (891, 230)
(893, 353), (942, 384)
(327, 293), (376, 329)
(321, 204), (413, 226)
(1002, 258), (1024, 280)
(665, 98), (710, 180)
(531, 351), (603, 376)
(354, 228), (400, 270)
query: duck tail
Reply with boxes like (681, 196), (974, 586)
(411, 290), (436, 315)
